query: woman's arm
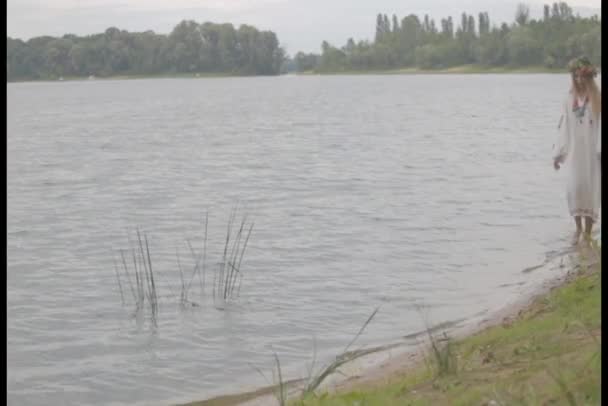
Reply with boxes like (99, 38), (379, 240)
(553, 98), (570, 170)
(597, 117), (601, 160)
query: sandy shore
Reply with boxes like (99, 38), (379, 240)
(181, 242), (599, 406)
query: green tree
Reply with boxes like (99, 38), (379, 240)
(392, 15), (400, 33)
(6, 3), (602, 81)
(515, 3), (531, 26)
(507, 26), (542, 65)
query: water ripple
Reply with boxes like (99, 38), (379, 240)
(7, 74), (596, 406)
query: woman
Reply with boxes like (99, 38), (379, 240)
(553, 56), (601, 244)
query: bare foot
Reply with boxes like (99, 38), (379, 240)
(583, 231), (593, 245)
(572, 230), (582, 245)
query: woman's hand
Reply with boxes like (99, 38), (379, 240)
(553, 157), (562, 170)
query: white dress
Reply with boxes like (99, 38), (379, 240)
(553, 92), (601, 222)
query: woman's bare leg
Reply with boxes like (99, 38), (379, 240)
(573, 216), (583, 244)
(584, 216), (593, 240)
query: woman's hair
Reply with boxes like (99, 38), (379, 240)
(568, 56), (601, 118)
(586, 76), (601, 118)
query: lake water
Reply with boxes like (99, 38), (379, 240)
(7, 75), (599, 406)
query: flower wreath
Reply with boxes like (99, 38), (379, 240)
(567, 56), (598, 77)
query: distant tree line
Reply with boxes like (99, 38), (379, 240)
(7, 20), (285, 81)
(292, 2), (601, 72)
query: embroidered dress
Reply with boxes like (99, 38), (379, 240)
(553, 92), (601, 222)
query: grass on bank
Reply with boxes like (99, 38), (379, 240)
(178, 245), (600, 406)
(293, 248), (601, 406)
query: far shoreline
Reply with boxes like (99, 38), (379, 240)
(298, 64), (569, 75)
(6, 65), (572, 84)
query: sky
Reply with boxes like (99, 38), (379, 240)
(7, 0), (602, 54)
